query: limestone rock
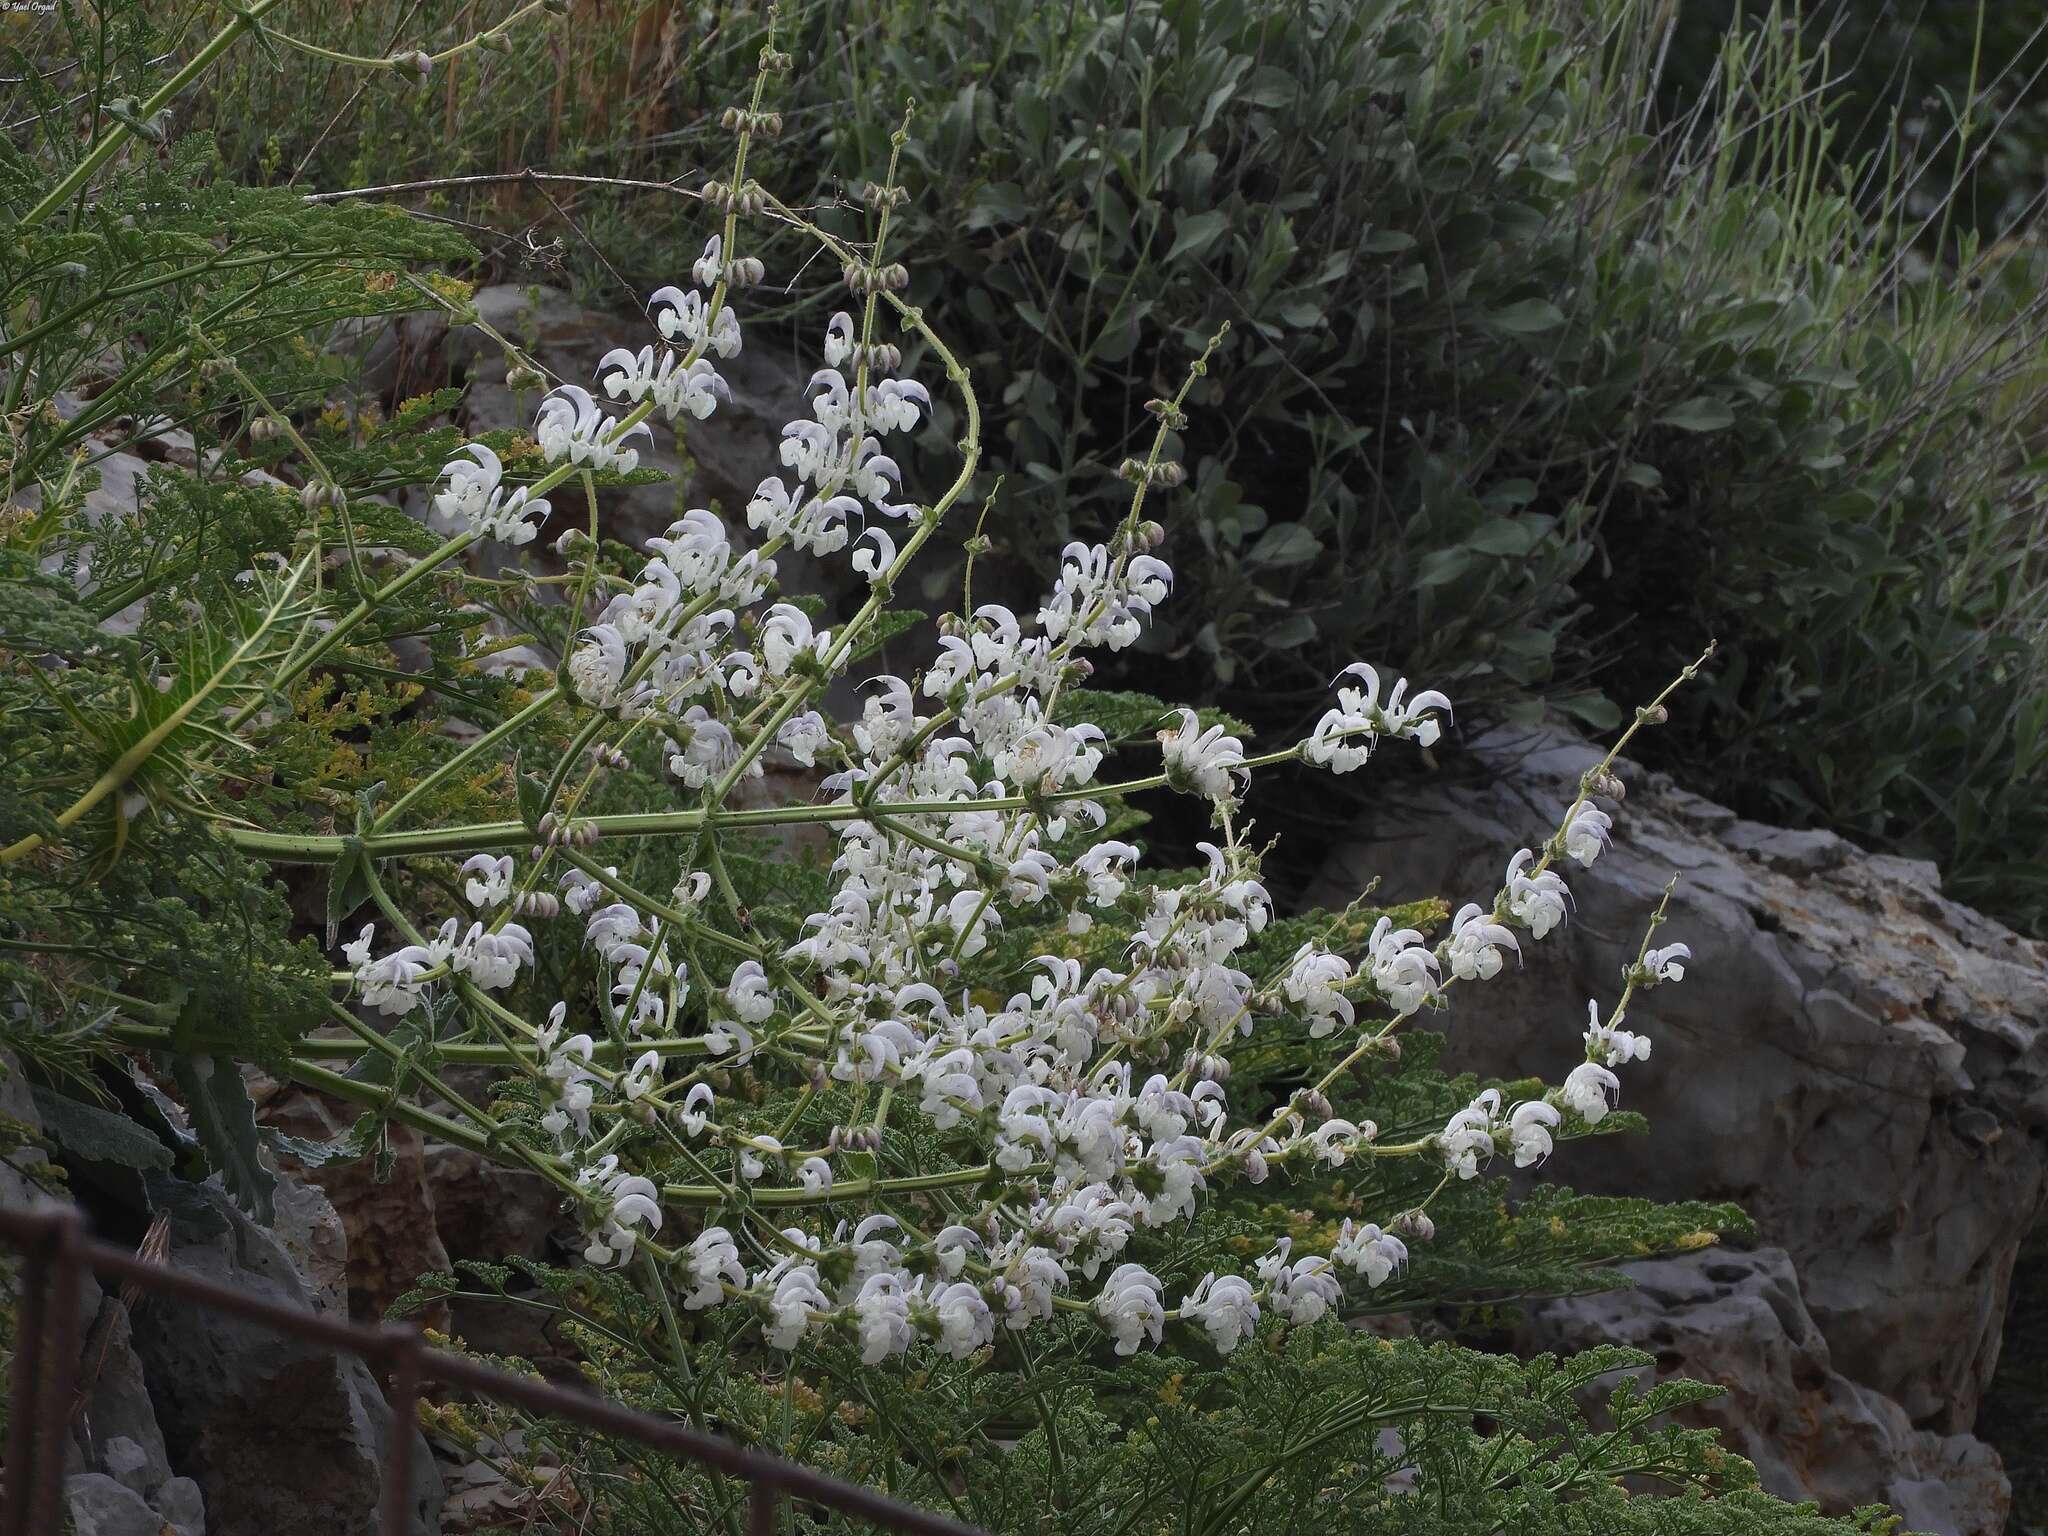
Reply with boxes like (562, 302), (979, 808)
(65, 1473), (173, 1536)
(271, 1171), (349, 1315)
(1517, 1248), (2010, 1536)
(127, 1179), (442, 1536)
(155, 1476), (206, 1534)
(98, 1435), (156, 1496)
(1305, 720), (2048, 1434)
(72, 1301), (172, 1495)
(262, 1088), (452, 1327)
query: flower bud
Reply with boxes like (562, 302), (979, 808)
(1393, 1210), (1435, 1242)
(506, 362), (546, 390)
(300, 480), (343, 514)
(478, 30), (513, 54)
(249, 416), (283, 444)
(391, 50), (434, 82)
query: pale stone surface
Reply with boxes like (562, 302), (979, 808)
(127, 1179), (442, 1536)
(1516, 1248), (2010, 1536)
(1306, 719), (2048, 1523)
(1305, 720), (2048, 1432)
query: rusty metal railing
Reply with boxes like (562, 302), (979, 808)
(0, 1203), (984, 1536)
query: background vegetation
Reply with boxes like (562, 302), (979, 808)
(177, 0), (2048, 933)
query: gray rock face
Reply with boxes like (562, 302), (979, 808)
(1308, 721), (2048, 1523)
(127, 1180), (442, 1536)
(1516, 1248), (2010, 1536)
(65, 1472), (177, 1536)
(1305, 720), (2048, 1439)
(64, 1465), (204, 1536)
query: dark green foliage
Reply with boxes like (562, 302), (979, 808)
(179, 0), (2048, 935)
(457, 1302), (1895, 1536)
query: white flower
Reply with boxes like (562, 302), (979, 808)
(1307, 1118), (1365, 1167)
(649, 284), (742, 358)
(1283, 944), (1355, 1038)
(682, 1227), (745, 1309)
(1644, 942), (1691, 982)
(1096, 1263), (1166, 1355)
(853, 1272), (916, 1364)
(341, 923), (376, 969)
(928, 1281), (994, 1359)
(1561, 1061), (1622, 1123)
(1447, 903), (1519, 981)
(1583, 999), (1653, 1067)
(583, 1171), (663, 1266)
(1507, 1100), (1561, 1167)
(1158, 708), (1246, 801)
(776, 710), (831, 768)
(535, 385), (651, 473)
(450, 921), (533, 990)
(738, 1135), (781, 1182)
(1180, 1272), (1260, 1353)
(765, 1267), (828, 1350)
(433, 444), (551, 546)
(822, 312), (856, 368)
(676, 1083), (715, 1138)
(1504, 849), (1571, 939)
(461, 854), (514, 909)
(933, 1226), (981, 1279)
(1439, 1089), (1501, 1179)
(1331, 664), (1451, 746)
(567, 624), (629, 709)
(796, 1156), (832, 1194)
(1332, 1220), (1408, 1288)
(724, 960), (775, 1023)
(1562, 802), (1613, 866)
(1367, 916), (1439, 1016)
(1269, 1255), (1342, 1325)
(622, 1049), (662, 1103)
(352, 939), (434, 1017)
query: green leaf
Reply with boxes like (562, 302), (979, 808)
(261, 1118), (373, 1170)
(325, 836), (372, 949)
(849, 608), (928, 665)
(1166, 209), (1230, 265)
(515, 751), (550, 830)
(29, 1085), (173, 1171)
(1657, 396), (1737, 433)
(1247, 523), (1320, 567)
(1488, 298), (1565, 333)
(1557, 691), (1623, 731)
(171, 1054), (276, 1223)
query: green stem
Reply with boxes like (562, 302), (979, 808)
(20, 0), (290, 228)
